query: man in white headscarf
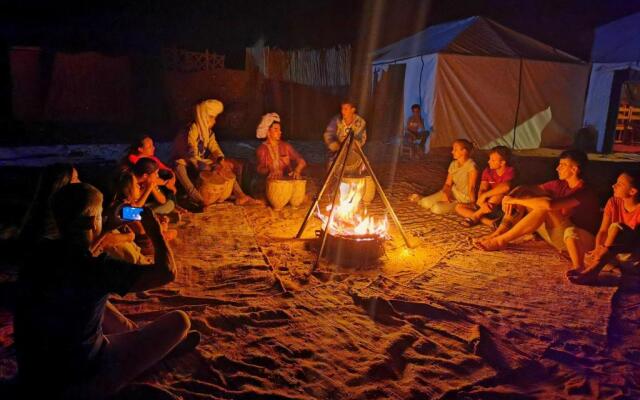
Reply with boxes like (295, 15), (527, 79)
(173, 99), (260, 209)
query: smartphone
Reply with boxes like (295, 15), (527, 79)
(120, 206), (143, 222)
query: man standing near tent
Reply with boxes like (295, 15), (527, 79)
(323, 100), (367, 173)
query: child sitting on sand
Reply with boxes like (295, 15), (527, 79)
(570, 171), (640, 284)
(125, 135), (177, 194)
(409, 139), (478, 214)
(108, 171), (178, 256)
(456, 146), (515, 227)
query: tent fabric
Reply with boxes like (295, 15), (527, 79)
(432, 54), (520, 148)
(583, 62), (640, 151)
(591, 12), (640, 63)
(583, 13), (640, 151)
(44, 52), (134, 123)
(372, 16), (581, 65)
(372, 16), (588, 150)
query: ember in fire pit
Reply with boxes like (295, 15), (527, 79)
(316, 230), (386, 267)
(315, 179), (389, 266)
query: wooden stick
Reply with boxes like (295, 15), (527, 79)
(353, 142), (414, 248)
(295, 134), (350, 238)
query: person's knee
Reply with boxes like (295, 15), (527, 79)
(431, 202), (450, 215)
(167, 310), (191, 336)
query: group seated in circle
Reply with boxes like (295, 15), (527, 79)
(410, 139), (640, 284)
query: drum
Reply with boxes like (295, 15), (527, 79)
(289, 179), (307, 208)
(341, 176), (376, 205)
(266, 179), (293, 210)
(197, 170), (234, 205)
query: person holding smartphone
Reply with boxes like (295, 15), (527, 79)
(15, 183), (199, 398)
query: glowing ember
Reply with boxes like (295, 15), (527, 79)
(317, 180), (388, 237)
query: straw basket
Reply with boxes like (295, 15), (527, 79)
(289, 179), (307, 208)
(198, 170), (234, 205)
(266, 179), (293, 210)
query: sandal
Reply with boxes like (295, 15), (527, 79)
(460, 217), (478, 228)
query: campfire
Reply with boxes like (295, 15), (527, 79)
(297, 131), (412, 268)
(315, 179), (388, 267)
(316, 179), (388, 238)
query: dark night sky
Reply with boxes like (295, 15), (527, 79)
(2, 0), (640, 63)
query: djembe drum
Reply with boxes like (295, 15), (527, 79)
(197, 170), (235, 205)
(289, 179), (307, 208)
(266, 179), (294, 210)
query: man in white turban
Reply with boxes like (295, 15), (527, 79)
(173, 99), (260, 209)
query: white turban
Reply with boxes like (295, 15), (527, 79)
(195, 99), (224, 140)
(256, 112), (281, 139)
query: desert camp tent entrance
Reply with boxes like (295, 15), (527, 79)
(371, 16), (589, 151)
(583, 12), (640, 153)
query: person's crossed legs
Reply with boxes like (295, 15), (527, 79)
(64, 310), (191, 400)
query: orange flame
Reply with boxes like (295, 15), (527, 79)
(317, 180), (388, 237)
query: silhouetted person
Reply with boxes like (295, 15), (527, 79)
(15, 183), (196, 399)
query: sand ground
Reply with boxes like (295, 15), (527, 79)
(1, 148), (640, 399)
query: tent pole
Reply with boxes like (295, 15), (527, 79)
(512, 57), (523, 149)
(353, 142), (413, 248)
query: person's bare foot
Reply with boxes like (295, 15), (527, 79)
(473, 237), (505, 251)
(235, 195), (264, 206)
(409, 193), (421, 203)
(162, 228), (178, 241)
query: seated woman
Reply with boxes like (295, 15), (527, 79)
(570, 171), (640, 284)
(456, 146), (515, 227)
(409, 139), (478, 214)
(125, 135), (177, 194)
(256, 116), (306, 180)
(172, 99), (260, 207)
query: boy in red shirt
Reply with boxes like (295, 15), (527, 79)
(457, 146), (515, 227)
(570, 171), (640, 284)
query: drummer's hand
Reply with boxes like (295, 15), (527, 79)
(268, 171), (283, 180)
(219, 159), (234, 171)
(289, 170), (302, 180)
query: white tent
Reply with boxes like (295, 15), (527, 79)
(372, 16), (589, 150)
(583, 12), (640, 152)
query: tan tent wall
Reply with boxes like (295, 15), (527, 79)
(519, 59), (589, 148)
(432, 54), (520, 148)
(431, 54), (588, 149)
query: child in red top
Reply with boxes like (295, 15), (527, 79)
(570, 171), (640, 284)
(456, 146), (515, 227)
(126, 136), (176, 193)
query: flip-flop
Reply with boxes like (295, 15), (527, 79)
(460, 217), (478, 228)
(568, 272), (599, 285)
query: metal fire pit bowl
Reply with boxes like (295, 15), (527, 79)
(316, 230), (386, 267)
